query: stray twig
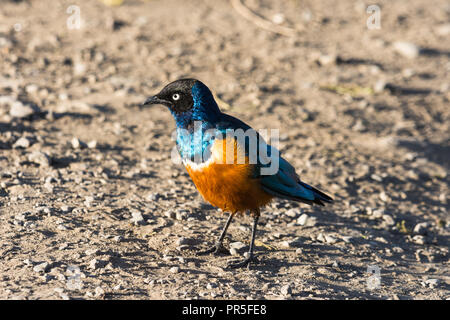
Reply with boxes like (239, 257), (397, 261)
(230, 0), (296, 37)
(319, 84), (375, 97)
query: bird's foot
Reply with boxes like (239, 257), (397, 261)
(196, 244), (228, 256)
(225, 255), (256, 269)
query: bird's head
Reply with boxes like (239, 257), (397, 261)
(142, 78), (220, 128)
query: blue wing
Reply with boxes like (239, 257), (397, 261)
(215, 113), (333, 206)
(260, 155), (333, 206)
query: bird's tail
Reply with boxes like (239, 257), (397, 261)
(297, 181), (333, 206)
(260, 156), (333, 206)
(261, 177), (334, 206)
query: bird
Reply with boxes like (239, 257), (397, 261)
(142, 78), (333, 268)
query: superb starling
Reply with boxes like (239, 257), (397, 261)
(143, 79), (333, 268)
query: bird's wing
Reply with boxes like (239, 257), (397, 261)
(214, 113), (265, 173)
(215, 113), (333, 206)
(259, 154), (333, 206)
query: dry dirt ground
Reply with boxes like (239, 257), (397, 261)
(0, 0), (449, 300)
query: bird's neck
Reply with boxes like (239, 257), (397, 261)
(173, 82), (222, 162)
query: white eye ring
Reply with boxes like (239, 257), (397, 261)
(172, 93), (180, 101)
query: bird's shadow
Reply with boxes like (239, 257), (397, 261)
(0, 121), (35, 134)
(420, 47), (450, 58)
(396, 139), (450, 169)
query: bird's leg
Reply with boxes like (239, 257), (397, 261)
(226, 213), (259, 269)
(197, 213), (234, 256)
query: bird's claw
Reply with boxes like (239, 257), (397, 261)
(196, 245), (228, 256)
(225, 256), (256, 269)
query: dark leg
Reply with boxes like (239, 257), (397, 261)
(226, 214), (259, 269)
(197, 213), (234, 256)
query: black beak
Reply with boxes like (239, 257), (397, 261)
(141, 95), (170, 107)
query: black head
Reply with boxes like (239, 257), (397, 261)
(142, 78), (222, 128)
(142, 78), (198, 114)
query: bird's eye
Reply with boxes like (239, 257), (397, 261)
(172, 93), (180, 101)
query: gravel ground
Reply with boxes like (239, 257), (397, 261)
(0, 0), (449, 300)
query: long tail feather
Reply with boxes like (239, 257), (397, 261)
(297, 181), (333, 206)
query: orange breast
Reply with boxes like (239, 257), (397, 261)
(184, 137), (273, 213)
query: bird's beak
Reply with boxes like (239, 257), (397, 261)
(141, 95), (170, 107)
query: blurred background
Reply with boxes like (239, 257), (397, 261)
(0, 0), (448, 299)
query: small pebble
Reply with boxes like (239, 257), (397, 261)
(297, 213), (309, 226)
(164, 211), (176, 219)
(281, 284), (292, 296)
(176, 237), (194, 246)
(94, 286), (105, 297)
(130, 210), (145, 225)
(382, 214), (395, 226)
(425, 279), (440, 288)
(229, 242), (247, 255)
(206, 283), (217, 289)
(393, 41), (420, 59)
(85, 249), (99, 256)
(27, 151), (51, 167)
(89, 258), (106, 270)
(285, 208), (299, 218)
(412, 235), (425, 245)
(434, 24), (450, 36)
(33, 262), (50, 273)
(325, 235), (337, 244)
(317, 233), (326, 243)
(87, 140), (97, 149)
(71, 137), (87, 149)
(413, 222), (429, 235)
(13, 137), (31, 149)
(169, 266), (180, 274)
